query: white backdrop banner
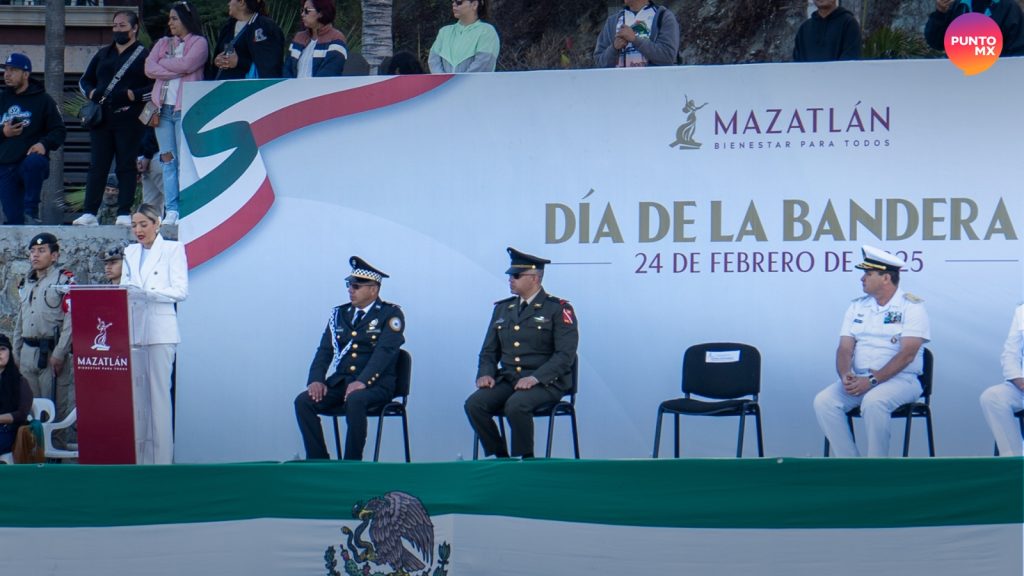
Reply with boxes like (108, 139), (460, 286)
(175, 59), (1022, 462)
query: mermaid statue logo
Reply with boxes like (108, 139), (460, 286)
(91, 318), (113, 352)
(669, 95), (708, 150)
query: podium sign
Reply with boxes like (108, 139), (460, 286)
(70, 286), (136, 464)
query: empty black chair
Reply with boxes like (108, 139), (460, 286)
(319, 349), (412, 462)
(653, 343), (764, 458)
(993, 409), (1024, 456)
(472, 358), (580, 459)
(824, 347), (934, 457)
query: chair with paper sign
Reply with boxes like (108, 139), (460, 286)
(653, 342), (764, 458)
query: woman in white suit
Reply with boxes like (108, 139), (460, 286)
(121, 204), (188, 464)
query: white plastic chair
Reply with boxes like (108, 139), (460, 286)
(32, 398), (78, 460)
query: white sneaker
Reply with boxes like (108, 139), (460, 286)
(72, 213), (99, 226)
(163, 210), (179, 225)
(115, 215), (131, 227)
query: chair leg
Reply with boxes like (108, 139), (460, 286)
(332, 416), (343, 460)
(673, 413), (680, 458)
(545, 412), (556, 458)
(902, 415), (913, 458)
(401, 413), (411, 463)
(754, 410), (764, 457)
(736, 412), (746, 458)
(569, 410), (580, 459)
(372, 415), (386, 462)
(925, 411), (935, 457)
(472, 432), (480, 460)
(652, 408), (664, 458)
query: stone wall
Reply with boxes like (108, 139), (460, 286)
(0, 225), (177, 336)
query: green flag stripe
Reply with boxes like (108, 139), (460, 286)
(1, 458), (1019, 529)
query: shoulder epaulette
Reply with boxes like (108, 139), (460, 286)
(495, 296), (516, 306)
(378, 299), (401, 309)
(904, 292), (923, 303)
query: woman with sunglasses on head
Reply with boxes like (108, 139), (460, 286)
(121, 204), (189, 464)
(284, 0), (348, 77)
(144, 1), (207, 226)
(213, 0), (285, 80)
(428, 0), (500, 73)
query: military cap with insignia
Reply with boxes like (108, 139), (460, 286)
(854, 245), (905, 272)
(28, 232), (59, 251)
(505, 247), (551, 275)
(101, 244), (125, 262)
(346, 256), (389, 285)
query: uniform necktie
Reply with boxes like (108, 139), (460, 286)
(519, 300), (528, 314)
(353, 309), (364, 326)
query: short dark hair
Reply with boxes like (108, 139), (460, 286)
(384, 51), (424, 75)
(171, 2), (205, 37)
(881, 269), (900, 287)
(306, 0), (336, 25)
(244, 0), (268, 16)
(476, 0), (488, 20)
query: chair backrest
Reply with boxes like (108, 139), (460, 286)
(566, 356), (579, 401)
(342, 52), (370, 76)
(681, 342), (761, 400)
(393, 349), (412, 399)
(31, 398), (56, 423)
(918, 347), (933, 401)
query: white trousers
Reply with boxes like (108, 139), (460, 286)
(133, 344), (176, 464)
(813, 373), (923, 457)
(979, 381), (1024, 457)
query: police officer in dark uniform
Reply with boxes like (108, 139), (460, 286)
(294, 257), (405, 460)
(465, 247), (579, 458)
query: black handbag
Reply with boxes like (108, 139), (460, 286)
(79, 100), (103, 128)
(79, 44), (145, 129)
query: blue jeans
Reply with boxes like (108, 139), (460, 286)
(0, 153), (50, 224)
(154, 105), (182, 213)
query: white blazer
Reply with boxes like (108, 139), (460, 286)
(120, 234), (189, 345)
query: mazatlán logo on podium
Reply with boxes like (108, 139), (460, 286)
(91, 317), (113, 352)
(669, 95), (708, 150)
(323, 491), (451, 576)
(944, 12), (1003, 75)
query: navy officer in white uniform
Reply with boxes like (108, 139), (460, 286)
(980, 304), (1024, 456)
(813, 245), (930, 457)
(294, 257), (405, 460)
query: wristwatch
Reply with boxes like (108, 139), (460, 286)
(868, 373), (879, 387)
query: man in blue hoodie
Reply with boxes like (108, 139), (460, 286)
(0, 53), (66, 225)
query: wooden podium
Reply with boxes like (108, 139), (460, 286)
(69, 285), (145, 464)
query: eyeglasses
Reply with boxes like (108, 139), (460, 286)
(452, 0), (476, 5)
(300, 7), (316, 14)
(510, 272), (538, 280)
(346, 281), (374, 289)
(175, 2), (192, 13)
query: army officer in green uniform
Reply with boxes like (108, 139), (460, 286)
(466, 247), (579, 458)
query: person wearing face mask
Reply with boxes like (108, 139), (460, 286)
(121, 204), (189, 464)
(75, 11), (153, 228)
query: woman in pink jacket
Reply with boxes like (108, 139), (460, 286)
(144, 1), (207, 226)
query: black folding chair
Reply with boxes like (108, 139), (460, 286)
(472, 358), (580, 459)
(993, 409), (1024, 456)
(653, 343), (764, 458)
(824, 348), (934, 457)
(319, 349), (412, 462)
